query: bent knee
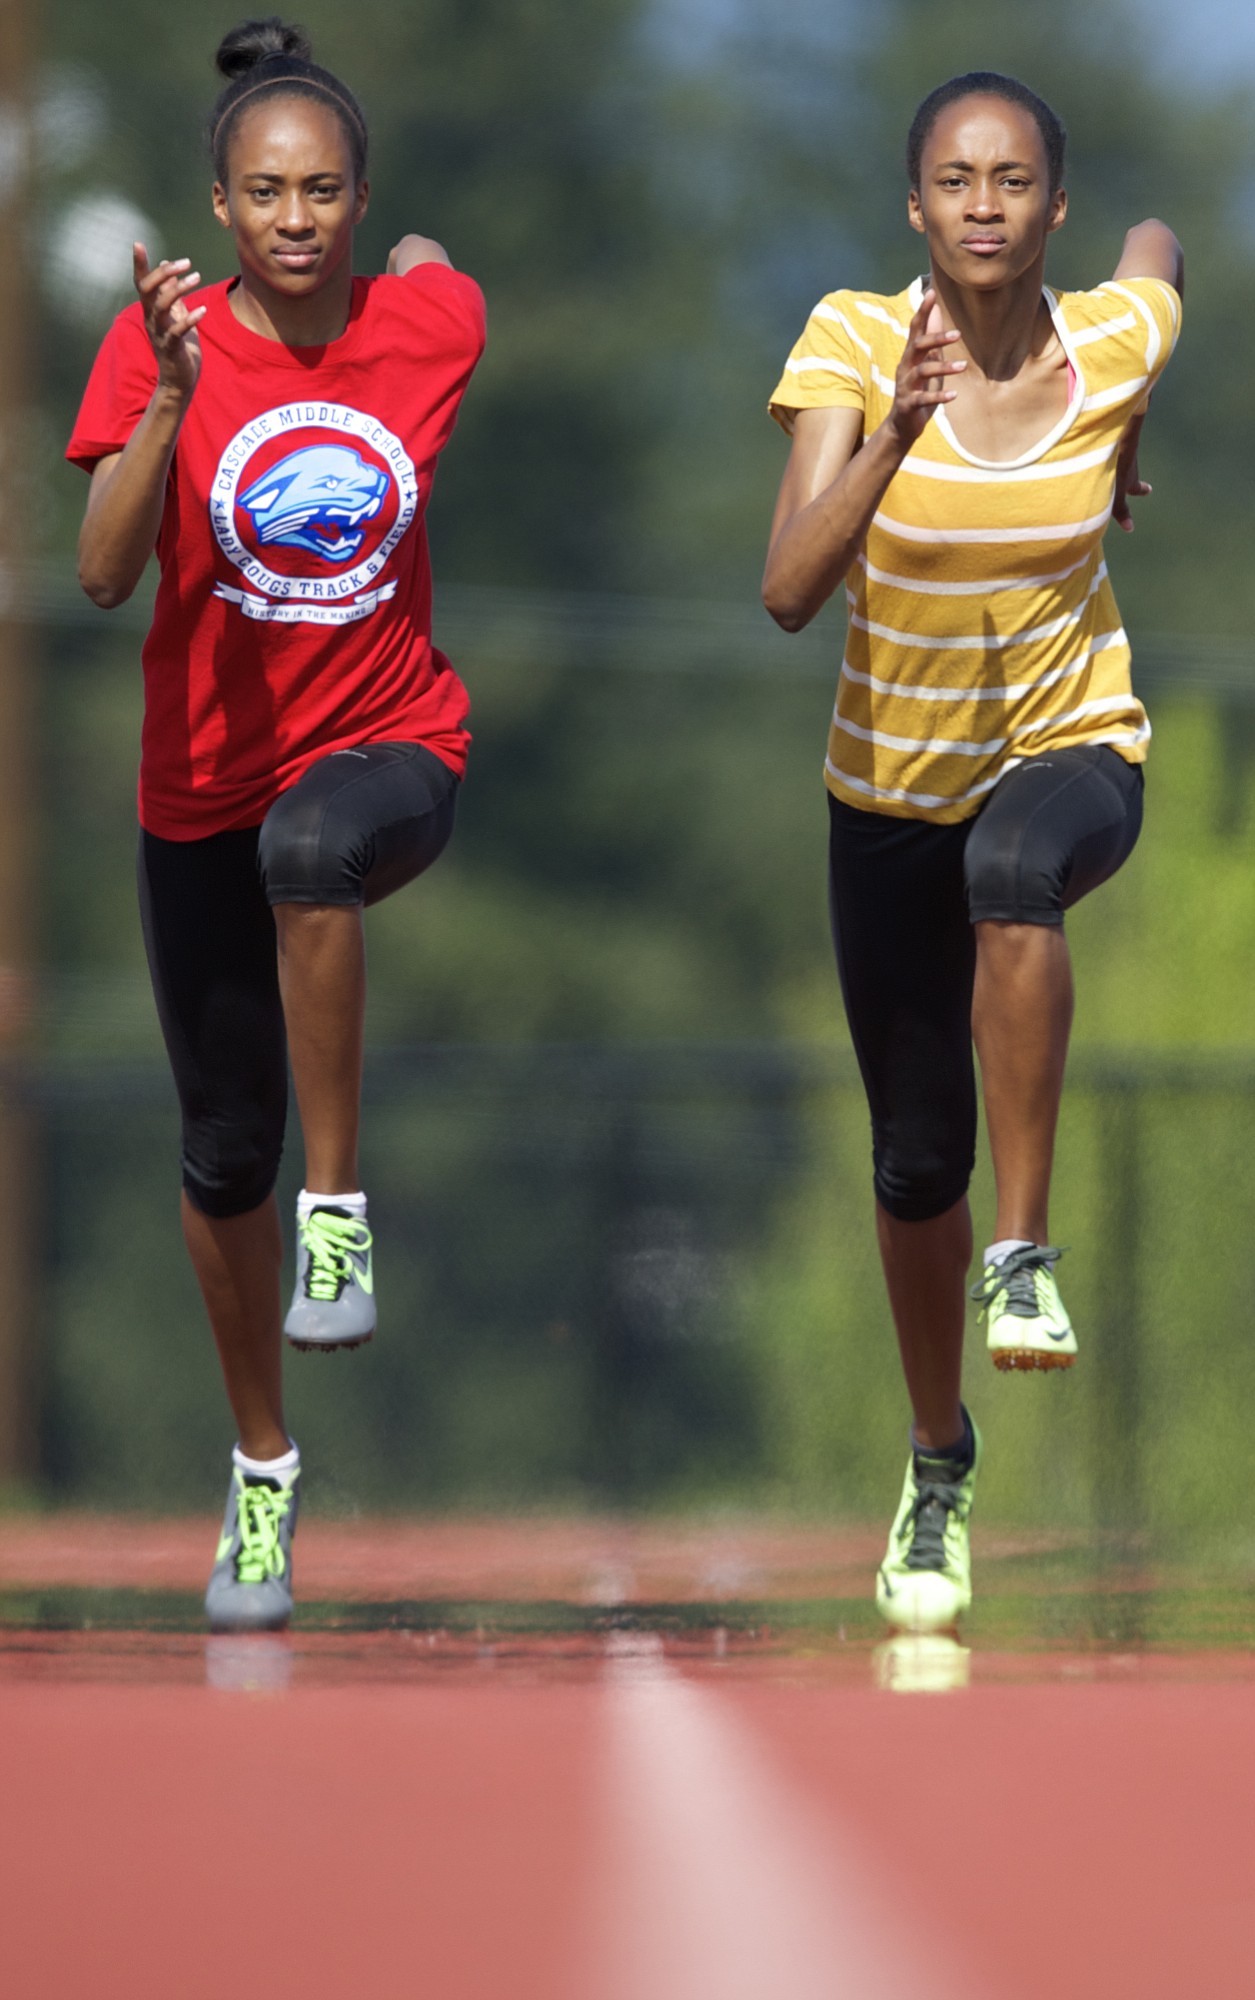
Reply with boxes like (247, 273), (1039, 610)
(964, 817), (1063, 927)
(182, 1138), (282, 1220)
(257, 789), (366, 907)
(872, 1132), (973, 1223)
(178, 1067), (285, 1219)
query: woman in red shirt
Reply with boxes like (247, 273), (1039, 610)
(68, 18), (485, 1630)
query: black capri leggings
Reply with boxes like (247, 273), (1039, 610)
(138, 742), (458, 1219)
(827, 745), (1143, 1224)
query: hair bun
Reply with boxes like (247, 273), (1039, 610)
(215, 16), (313, 81)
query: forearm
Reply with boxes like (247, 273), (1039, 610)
(77, 387), (188, 608)
(763, 422), (908, 632)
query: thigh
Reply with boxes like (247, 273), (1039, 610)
(257, 742), (459, 909)
(827, 794), (978, 1220)
(137, 827), (288, 1212)
(965, 746), (1144, 926)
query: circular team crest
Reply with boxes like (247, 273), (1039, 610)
(209, 402), (419, 625)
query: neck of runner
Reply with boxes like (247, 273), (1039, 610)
(928, 252), (1054, 383)
(228, 260), (356, 348)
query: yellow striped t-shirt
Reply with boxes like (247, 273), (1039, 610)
(769, 276), (1182, 822)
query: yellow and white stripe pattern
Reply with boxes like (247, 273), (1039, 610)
(769, 276), (1182, 822)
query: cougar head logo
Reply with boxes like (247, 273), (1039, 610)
(238, 445), (390, 564)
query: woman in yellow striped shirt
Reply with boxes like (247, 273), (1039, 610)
(763, 70), (1182, 1634)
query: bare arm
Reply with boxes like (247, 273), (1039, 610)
(763, 409), (896, 631)
(387, 234), (452, 276)
(763, 289), (964, 631)
(1113, 217), (1184, 295)
(1109, 219), (1184, 533)
(80, 401), (185, 610)
(77, 245), (205, 609)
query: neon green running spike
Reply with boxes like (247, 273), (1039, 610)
(205, 1462), (300, 1632)
(972, 1245), (1077, 1372)
(285, 1202), (375, 1351)
(876, 1415), (982, 1634)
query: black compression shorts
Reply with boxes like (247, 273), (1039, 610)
(138, 742), (458, 1218)
(827, 745), (1143, 1223)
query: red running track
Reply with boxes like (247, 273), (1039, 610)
(2, 1631), (1254, 2000)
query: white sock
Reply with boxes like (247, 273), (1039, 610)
(233, 1440), (300, 1480)
(983, 1237), (1035, 1268)
(298, 1188), (366, 1217)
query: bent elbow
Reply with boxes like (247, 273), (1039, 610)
(1127, 216), (1175, 245)
(762, 585), (811, 634)
(78, 567), (132, 612)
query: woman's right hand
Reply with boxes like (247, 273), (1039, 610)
(889, 288), (965, 450)
(134, 243), (206, 401)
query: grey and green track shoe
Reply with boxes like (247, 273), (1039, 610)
(204, 1462), (300, 1633)
(876, 1415), (982, 1634)
(972, 1244), (1076, 1371)
(284, 1203), (375, 1351)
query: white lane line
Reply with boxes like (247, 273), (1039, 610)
(586, 1635), (975, 2000)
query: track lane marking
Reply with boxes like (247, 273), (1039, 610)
(586, 1635), (982, 2000)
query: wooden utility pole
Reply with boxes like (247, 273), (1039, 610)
(0, 0), (38, 1489)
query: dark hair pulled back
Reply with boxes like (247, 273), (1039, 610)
(208, 17), (368, 183)
(907, 71), (1066, 193)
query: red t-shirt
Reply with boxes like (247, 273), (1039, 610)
(66, 263), (485, 839)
